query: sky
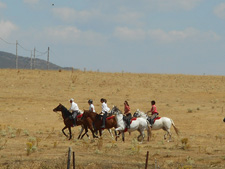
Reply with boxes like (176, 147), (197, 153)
(0, 0), (225, 75)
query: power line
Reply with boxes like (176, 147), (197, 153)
(0, 36), (52, 70)
(17, 42), (32, 52)
(0, 37), (16, 45)
(36, 49), (48, 55)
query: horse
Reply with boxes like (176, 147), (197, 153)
(53, 104), (90, 140)
(81, 110), (117, 138)
(133, 109), (179, 142)
(111, 106), (151, 143)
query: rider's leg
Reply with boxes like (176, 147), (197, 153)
(127, 114), (131, 128)
(101, 112), (107, 128)
(72, 111), (78, 126)
(150, 114), (157, 125)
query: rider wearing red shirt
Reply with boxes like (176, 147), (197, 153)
(124, 101), (131, 128)
(147, 100), (159, 126)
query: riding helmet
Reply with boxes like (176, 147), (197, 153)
(88, 99), (93, 104)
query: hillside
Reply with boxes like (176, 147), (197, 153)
(0, 69), (225, 168)
(0, 51), (74, 70)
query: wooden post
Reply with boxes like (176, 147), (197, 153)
(67, 147), (71, 169)
(145, 151), (149, 169)
(73, 151), (75, 169)
(155, 158), (157, 169)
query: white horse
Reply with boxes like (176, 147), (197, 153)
(133, 110), (179, 142)
(111, 106), (151, 143)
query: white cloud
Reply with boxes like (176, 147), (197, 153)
(23, 0), (39, 4)
(214, 3), (225, 19)
(113, 27), (220, 43)
(0, 20), (18, 38)
(147, 27), (221, 43)
(114, 8), (144, 27)
(44, 26), (107, 45)
(0, 2), (6, 8)
(150, 0), (202, 11)
(114, 27), (146, 41)
(52, 7), (100, 23)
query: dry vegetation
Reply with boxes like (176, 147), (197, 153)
(0, 69), (225, 169)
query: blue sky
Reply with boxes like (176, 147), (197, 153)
(0, 0), (225, 75)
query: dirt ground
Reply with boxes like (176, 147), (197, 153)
(0, 69), (225, 169)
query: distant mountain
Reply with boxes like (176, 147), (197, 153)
(0, 51), (75, 70)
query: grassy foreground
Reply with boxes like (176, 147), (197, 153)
(0, 69), (225, 168)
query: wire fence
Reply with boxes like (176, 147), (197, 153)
(0, 37), (55, 70)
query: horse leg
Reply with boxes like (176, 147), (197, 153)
(99, 129), (103, 137)
(140, 130), (145, 143)
(115, 130), (118, 141)
(147, 125), (151, 142)
(167, 129), (172, 142)
(68, 127), (72, 140)
(62, 126), (69, 138)
(164, 132), (168, 140)
(108, 129), (114, 139)
(81, 126), (90, 139)
(122, 132), (125, 142)
(77, 126), (84, 139)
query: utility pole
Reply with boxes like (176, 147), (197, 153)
(30, 50), (33, 69)
(33, 48), (36, 69)
(47, 47), (50, 70)
(16, 40), (18, 69)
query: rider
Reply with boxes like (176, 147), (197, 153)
(69, 98), (79, 127)
(100, 98), (110, 128)
(124, 100), (131, 128)
(147, 100), (159, 126)
(88, 99), (95, 112)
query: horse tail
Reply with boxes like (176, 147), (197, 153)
(171, 119), (179, 136)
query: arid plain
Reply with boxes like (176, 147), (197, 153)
(0, 69), (225, 169)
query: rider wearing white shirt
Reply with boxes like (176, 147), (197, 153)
(100, 98), (110, 128)
(69, 98), (79, 126)
(88, 99), (95, 112)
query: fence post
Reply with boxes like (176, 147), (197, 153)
(145, 151), (149, 169)
(73, 151), (75, 169)
(67, 147), (71, 169)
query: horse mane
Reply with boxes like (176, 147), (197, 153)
(135, 109), (147, 117)
(111, 106), (122, 114)
(60, 104), (71, 117)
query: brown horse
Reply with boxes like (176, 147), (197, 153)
(82, 110), (118, 137)
(53, 104), (95, 140)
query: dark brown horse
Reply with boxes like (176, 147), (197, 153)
(82, 110), (118, 137)
(53, 104), (94, 140)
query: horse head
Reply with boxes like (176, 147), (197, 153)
(133, 109), (141, 117)
(53, 104), (71, 118)
(133, 109), (147, 118)
(110, 106), (122, 115)
(53, 103), (63, 112)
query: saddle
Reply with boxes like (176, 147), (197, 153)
(76, 114), (83, 121)
(147, 116), (161, 126)
(96, 114), (114, 121)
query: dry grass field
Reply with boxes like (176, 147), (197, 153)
(0, 69), (225, 169)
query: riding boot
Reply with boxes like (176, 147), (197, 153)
(101, 113), (107, 128)
(73, 119), (76, 127)
(127, 121), (130, 129)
